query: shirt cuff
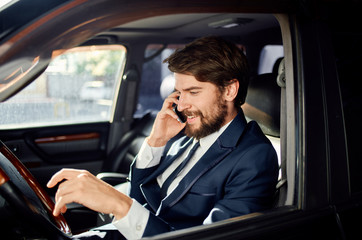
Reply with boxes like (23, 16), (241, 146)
(112, 199), (150, 240)
(136, 139), (165, 168)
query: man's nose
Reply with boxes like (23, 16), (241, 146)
(176, 96), (190, 111)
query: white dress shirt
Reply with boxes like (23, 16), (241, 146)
(112, 122), (231, 239)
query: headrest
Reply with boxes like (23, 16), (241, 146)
(242, 59), (282, 137)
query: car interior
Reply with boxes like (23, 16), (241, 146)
(69, 12), (288, 232)
(0, 1), (297, 238)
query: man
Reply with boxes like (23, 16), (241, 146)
(47, 36), (279, 239)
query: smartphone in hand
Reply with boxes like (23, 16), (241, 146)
(173, 104), (186, 123)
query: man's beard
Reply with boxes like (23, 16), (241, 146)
(183, 99), (227, 140)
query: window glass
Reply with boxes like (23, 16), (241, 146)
(135, 44), (182, 117)
(258, 45), (284, 74)
(0, 45), (126, 129)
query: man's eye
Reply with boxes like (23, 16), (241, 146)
(190, 91), (199, 95)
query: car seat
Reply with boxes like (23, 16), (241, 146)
(242, 57), (286, 207)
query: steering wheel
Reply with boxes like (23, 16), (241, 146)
(0, 140), (71, 238)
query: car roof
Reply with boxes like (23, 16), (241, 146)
(98, 13), (279, 44)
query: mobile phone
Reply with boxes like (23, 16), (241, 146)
(173, 104), (186, 123)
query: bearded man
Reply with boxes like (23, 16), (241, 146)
(48, 36), (279, 239)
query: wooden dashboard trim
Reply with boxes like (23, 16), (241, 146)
(0, 167), (10, 186)
(34, 132), (100, 144)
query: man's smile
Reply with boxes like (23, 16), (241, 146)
(183, 111), (200, 124)
(186, 115), (198, 124)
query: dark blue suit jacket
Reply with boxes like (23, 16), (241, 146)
(129, 111), (279, 237)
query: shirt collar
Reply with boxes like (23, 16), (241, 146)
(194, 119), (233, 154)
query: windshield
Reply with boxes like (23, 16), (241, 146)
(0, 0), (70, 42)
(0, 0), (75, 102)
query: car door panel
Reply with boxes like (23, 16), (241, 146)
(0, 122), (110, 193)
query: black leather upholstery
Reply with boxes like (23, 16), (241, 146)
(102, 111), (156, 174)
(242, 58), (285, 207)
(242, 59), (282, 137)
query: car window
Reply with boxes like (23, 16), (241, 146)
(258, 45), (284, 74)
(135, 44), (182, 117)
(0, 45), (126, 129)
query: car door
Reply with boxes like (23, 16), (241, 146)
(0, 44), (127, 194)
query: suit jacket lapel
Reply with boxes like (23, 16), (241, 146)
(159, 110), (248, 213)
(140, 136), (192, 212)
(159, 140), (232, 212)
(142, 136), (192, 185)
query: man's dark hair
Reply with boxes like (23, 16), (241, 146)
(163, 36), (249, 107)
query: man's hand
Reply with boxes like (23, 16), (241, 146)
(148, 91), (186, 147)
(47, 169), (132, 220)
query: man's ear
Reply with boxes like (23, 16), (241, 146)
(223, 79), (239, 102)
